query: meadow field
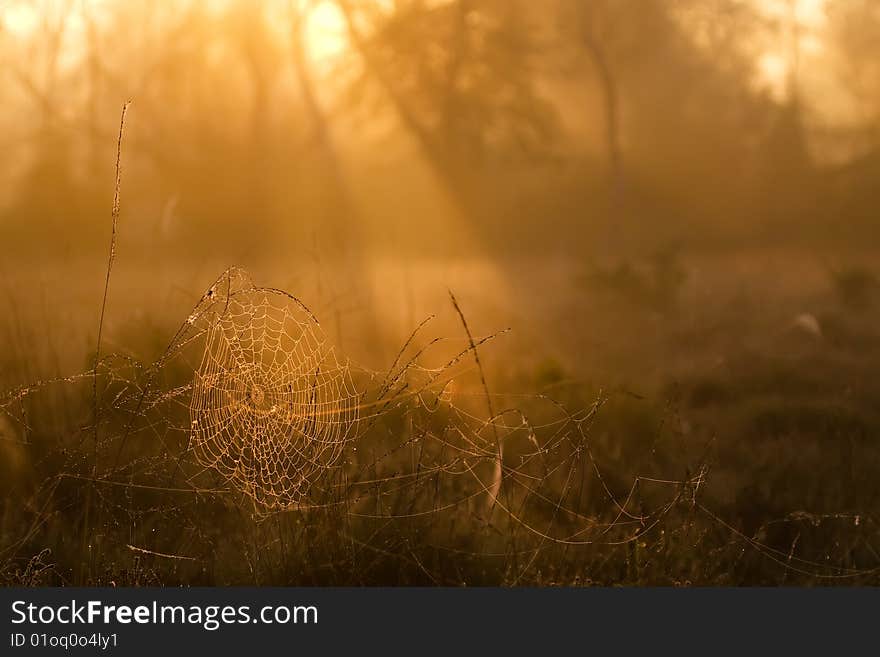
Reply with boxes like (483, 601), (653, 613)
(3, 245), (880, 585)
(1, 0), (879, 585)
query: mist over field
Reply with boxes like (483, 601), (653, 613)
(1, 0), (880, 586)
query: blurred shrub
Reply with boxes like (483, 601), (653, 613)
(829, 265), (880, 310)
(586, 247), (687, 312)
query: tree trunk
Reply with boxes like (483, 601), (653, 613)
(584, 35), (624, 232)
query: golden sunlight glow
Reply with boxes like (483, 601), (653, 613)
(758, 53), (789, 100)
(303, 1), (348, 63)
(0, 4), (39, 35)
(1, 0), (349, 69)
(751, 0), (829, 99)
(761, 0), (827, 27)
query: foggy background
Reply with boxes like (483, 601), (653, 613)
(2, 0), (879, 377)
(2, 0), (880, 585)
(1, 0), (877, 249)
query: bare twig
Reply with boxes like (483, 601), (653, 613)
(93, 100), (131, 448)
(448, 290), (503, 512)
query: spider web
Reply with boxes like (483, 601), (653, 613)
(189, 288), (359, 510)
